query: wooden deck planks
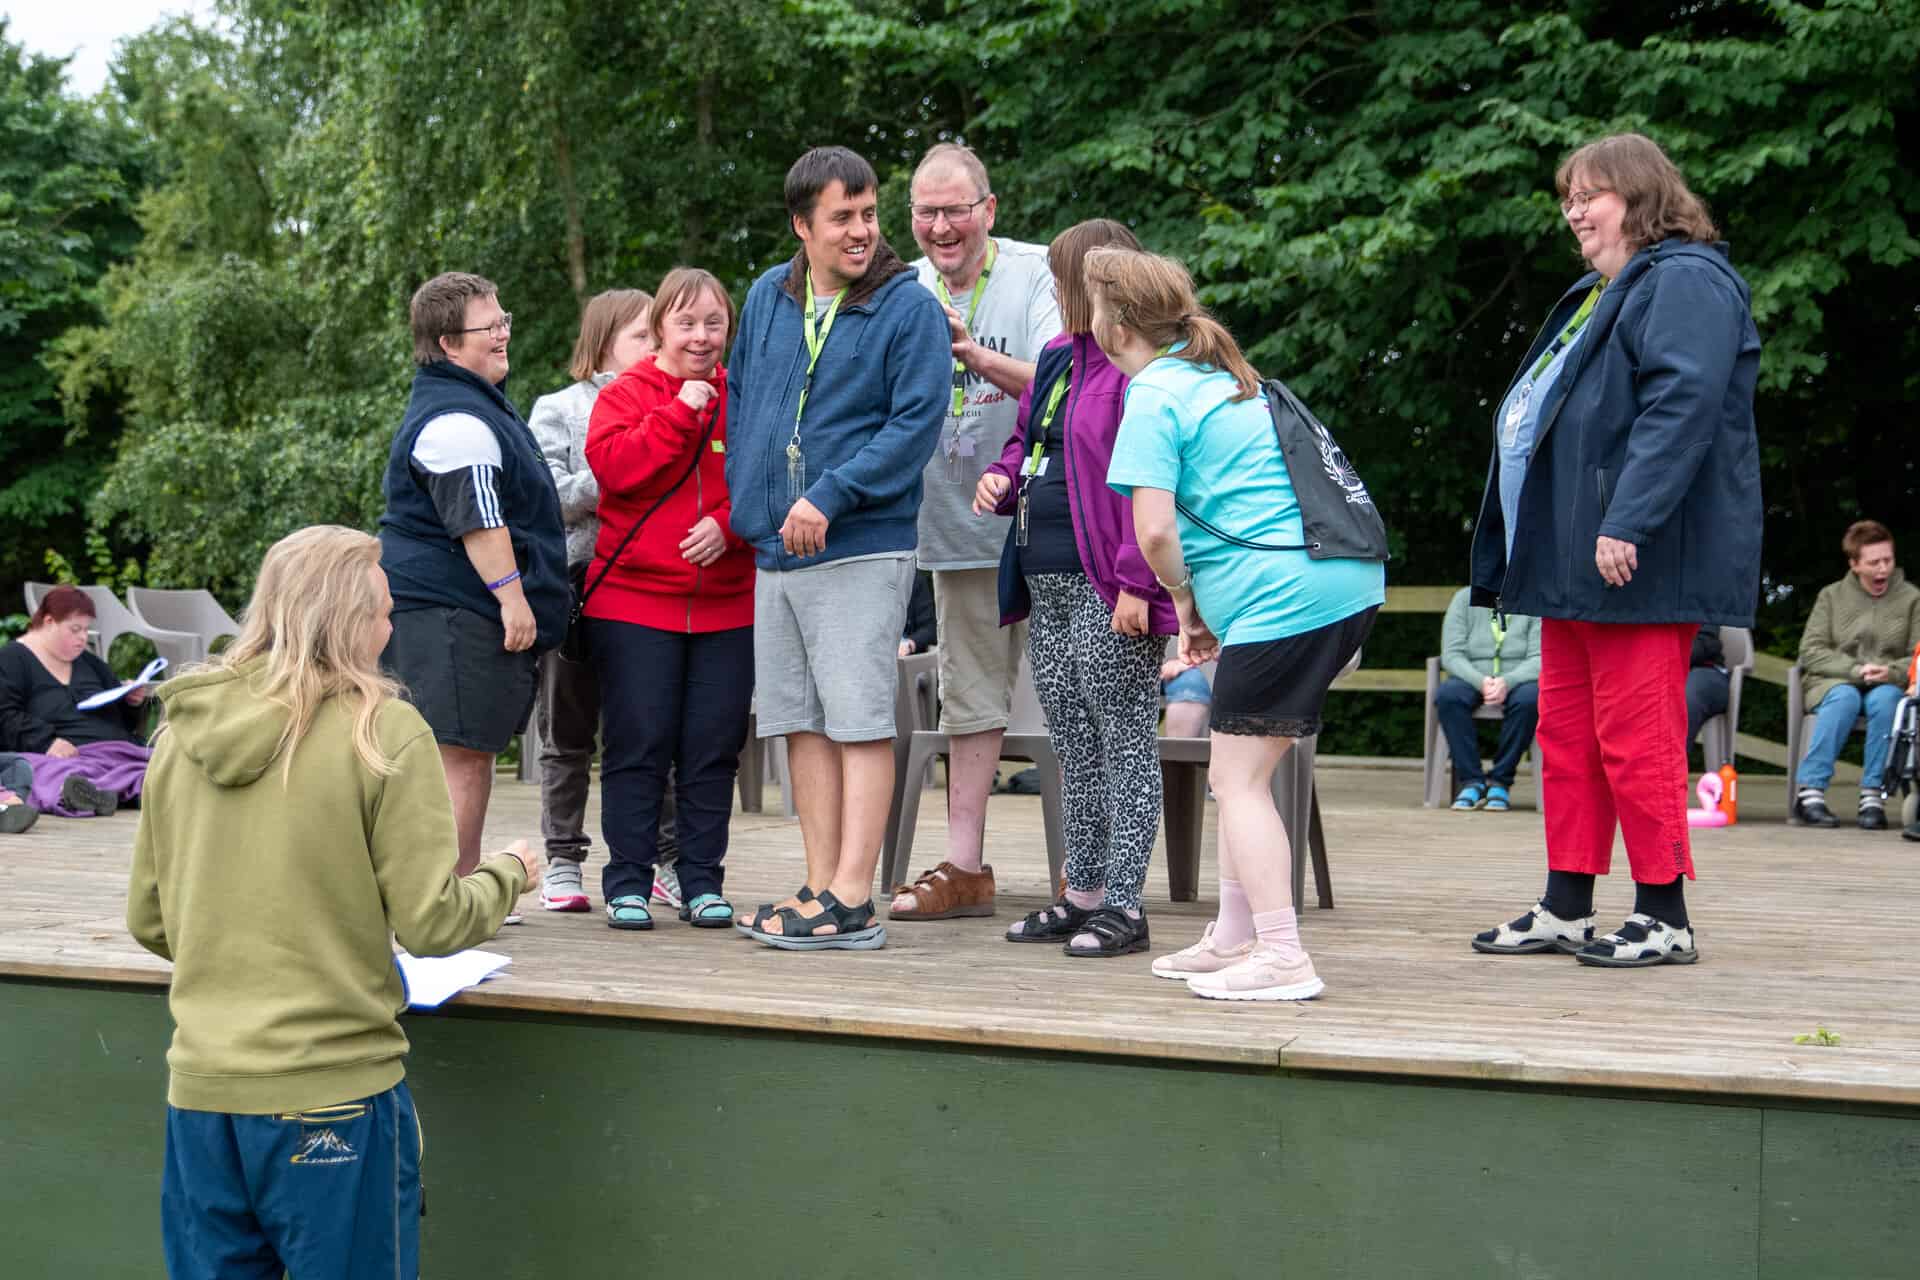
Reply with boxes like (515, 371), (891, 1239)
(3, 766), (1915, 1101)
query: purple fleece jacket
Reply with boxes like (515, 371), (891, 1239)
(984, 333), (1177, 632)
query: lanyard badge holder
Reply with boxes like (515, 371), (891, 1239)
(792, 286), (846, 512)
(937, 243), (996, 467)
(1504, 283), (1603, 448)
(1015, 370), (1070, 548)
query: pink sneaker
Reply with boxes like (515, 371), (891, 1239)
(1150, 922), (1255, 980)
(539, 859), (590, 913)
(1185, 944), (1325, 1002)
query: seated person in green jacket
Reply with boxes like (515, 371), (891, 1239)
(1435, 586), (1541, 811)
(1792, 519), (1920, 830)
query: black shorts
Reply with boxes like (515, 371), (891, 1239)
(1210, 606), (1379, 738)
(384, 606), (538, 753)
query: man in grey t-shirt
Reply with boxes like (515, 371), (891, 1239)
(893, 143), (1062, 922)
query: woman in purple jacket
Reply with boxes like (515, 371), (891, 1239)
(972, 219), (1177, 956)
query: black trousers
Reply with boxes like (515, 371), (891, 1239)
(588, 618), (753, 904)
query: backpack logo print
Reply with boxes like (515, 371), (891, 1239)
(290, 1128), (359, 1166)
(1309, 419), (1374, 508)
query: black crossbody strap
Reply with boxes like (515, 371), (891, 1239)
(574, 406), (721, 613)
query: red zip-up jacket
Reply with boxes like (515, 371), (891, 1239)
(582, 355), (754, 632)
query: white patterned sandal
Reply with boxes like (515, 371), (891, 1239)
(1471, 901), (1593, 955)
(1575, 914), (1698, 968)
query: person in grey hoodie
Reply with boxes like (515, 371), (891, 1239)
(725, 146), (949, 951)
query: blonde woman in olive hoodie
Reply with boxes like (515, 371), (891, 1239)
(127, 525), (542, 1280)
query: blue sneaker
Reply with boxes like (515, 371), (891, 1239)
(1451, 784), (1485, 811)
(1484, 784), (1511, 812)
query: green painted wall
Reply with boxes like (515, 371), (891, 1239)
(3, 979), (1915, 1279)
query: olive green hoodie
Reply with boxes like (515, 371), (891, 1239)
(127, 657), (526, 1113)
(1797, 567), (1920, 710)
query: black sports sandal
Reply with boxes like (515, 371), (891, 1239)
(1005, 898), (1093, 944)
(1063, 906), (1150, 957)
(750, 891), (887, 951)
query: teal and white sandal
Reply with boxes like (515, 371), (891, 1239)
(606, 895), (654, 931)
(679, 893), (735, 929)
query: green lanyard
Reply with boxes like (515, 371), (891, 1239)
(935, 241), (997, 416)
(793, 285), (847, 444)
(1024, 370), (1071, 476)
(1488, 613), (1506, 677)
(1530, 284), (1604, 380)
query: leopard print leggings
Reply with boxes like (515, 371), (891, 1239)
(1024, 573), (1167, 910)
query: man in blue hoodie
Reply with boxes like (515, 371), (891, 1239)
(726, 146), (949, 950)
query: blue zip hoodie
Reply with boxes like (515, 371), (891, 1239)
(724, 242), (949, 572)
(1468, 238), (1762, 628)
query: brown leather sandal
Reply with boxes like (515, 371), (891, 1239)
(887, 861), (996, 920)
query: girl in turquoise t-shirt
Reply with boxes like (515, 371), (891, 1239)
(1093, 247), (1383, 1003)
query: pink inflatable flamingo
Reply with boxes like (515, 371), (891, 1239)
(1688, 772), (1730, 828)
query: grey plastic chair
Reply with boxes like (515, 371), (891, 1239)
(1422, 656), (1523, 807)
(879, 649), (941, 870)
(884, 653), (1066, 894)
(75, 586), (200, 669)
(1697, 626), (1754, 774)
(126, 588), (242, 664)
(1160, 646), (1359, 909)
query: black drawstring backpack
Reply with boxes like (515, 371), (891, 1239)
(1174, 377), (1390, 562)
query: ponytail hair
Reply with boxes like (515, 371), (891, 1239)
(1083, 247), (1261, 401)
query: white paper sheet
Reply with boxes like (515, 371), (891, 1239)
(394, 948), (512, 1011)
(77, 657), (169, 710)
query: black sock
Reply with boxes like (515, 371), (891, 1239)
(1633, 876), (1689, 929)
(1541, 870), (1595, 921)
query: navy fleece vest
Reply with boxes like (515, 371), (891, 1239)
(377, 362), (570, 650)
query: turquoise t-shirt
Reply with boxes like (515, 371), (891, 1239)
(1106, 357), (1385, 647)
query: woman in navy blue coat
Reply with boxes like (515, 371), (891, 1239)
(1466, 133), (1762, 970)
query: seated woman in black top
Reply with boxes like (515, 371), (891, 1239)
(0, 585), (153, 816)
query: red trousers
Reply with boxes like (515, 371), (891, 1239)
(1537, 619), (1696, 883)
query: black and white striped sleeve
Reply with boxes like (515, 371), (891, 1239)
(410, 413), (506, 537)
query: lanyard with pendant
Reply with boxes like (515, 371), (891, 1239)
(1504, 283), (1603, 447)
(1488, 612), (1506, 678)
(934, 241), (998, 461)
(1015, 364), (1071, 548)
(790, 283), (847, 506)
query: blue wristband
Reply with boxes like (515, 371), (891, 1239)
(485, 569), (522, 592)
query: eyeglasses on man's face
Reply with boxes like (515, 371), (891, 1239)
(453, 312), (513, 337)
(910, 195), (990, 227)
(1558, 189), (1612, 216)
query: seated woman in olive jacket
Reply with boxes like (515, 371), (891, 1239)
(0, 585), (152, 816)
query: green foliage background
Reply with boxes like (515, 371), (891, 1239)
(4, 1), (1916, 751)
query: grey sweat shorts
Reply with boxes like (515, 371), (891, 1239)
(754, 553), (914, 743)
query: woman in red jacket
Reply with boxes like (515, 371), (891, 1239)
(585, 268), (755, 931)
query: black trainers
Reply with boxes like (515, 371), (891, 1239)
(1858, 794), (1888, 831)
(61, 774), (117, 817)
(1793, 791), (1838, 828)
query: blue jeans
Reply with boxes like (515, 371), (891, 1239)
(162, 1082), (420, 1280)
(0, 753), (31, 798)
(1799, 683), (1902, 792)
(1434, 677), (1540, 789)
